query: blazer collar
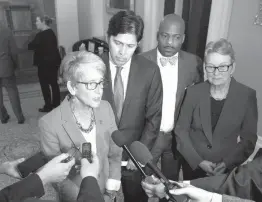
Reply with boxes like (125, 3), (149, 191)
(59, 96), (103, 158)
(200, 82), (213, 144)
(200, 78), (239, 143)
(213, 78), (239, 137)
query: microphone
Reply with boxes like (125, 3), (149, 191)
(111, 130), (147, 178)
(129, 141), (172, 187)
(130, 141), (188, 202)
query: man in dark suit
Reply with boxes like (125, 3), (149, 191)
(101, 11), (163, 202)
(0, 153), (104, 202)
(0, 22), (25, 124)
(141, 14), (203, 185)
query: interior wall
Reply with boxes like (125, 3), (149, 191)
(55, 0), (79, 52)
(78, 0), (104, 40)
(228, 0), (262, 136)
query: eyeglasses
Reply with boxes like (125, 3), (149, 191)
(205, 64), (233, 73)
(76, 80), (108, 90)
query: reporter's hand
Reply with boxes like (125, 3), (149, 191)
(141, 176), (166, 198)
(36, 153), (75, 185)
(170, 184), (213, 202)
(0, 158), (25, 178)
(79, 43), (86, 51)
(198, 160), (216, 176)
(126, 159), (137, 170)
(80, 153), (99, 179)
(213, 162), (226, 175)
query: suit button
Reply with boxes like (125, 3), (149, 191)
(207, 145), (212, 149)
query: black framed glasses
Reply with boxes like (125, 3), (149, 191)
(76, 80), (108, 90)
(205, 64), (233, 73)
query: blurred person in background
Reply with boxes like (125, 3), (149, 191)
(0, 21), (25, 124)
(28, 15), (61, 112)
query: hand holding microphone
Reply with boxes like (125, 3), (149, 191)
(130, 141), (188, 202)
(111, 130), (147, 178)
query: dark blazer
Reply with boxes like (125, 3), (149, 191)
(222, 195), (254, 202)
(141, 49), (203, 158)
(191, 148), (262, 201)
(28, 29), (61, 69)
(0, 174), (104, 202)
(0, 27), (18, 78)
(175, 78), (258, 170)
(39, 97), (122, 193)
(101, 53), (163, 153)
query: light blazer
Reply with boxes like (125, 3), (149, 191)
(101, 53), (163, 154)
(192, 148), (262, 202)
(0, 27), (18, 78)
(141, 48), (203, 128)
(175, 78), (258, 170)
(39, 97), (122, 192)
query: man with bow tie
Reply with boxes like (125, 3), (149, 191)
(142, 14), (203, 196)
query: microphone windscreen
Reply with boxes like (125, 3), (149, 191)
(129, 141), (153, 165)
(111, 130), (128, 147)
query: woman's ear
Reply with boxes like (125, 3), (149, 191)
(231, 62), (236, 75)
(67, 81), (76, 96)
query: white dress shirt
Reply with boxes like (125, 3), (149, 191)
(109, 55), (131, 99)
(157, 49), (178, 132)
(80, 125), (121, 191)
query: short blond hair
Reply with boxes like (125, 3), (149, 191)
(60, 51), (106, 84)
(205, 38), (235, 62)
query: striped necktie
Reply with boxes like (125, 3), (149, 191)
(114, 66), (124, 121)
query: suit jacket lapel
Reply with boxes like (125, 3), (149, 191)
(213, 78), (238, 137)
(174, 52), (192, 122)
(60, 98), (86, 148)
(102, 53), (118, 122)
(120, 57), (139, 125)
(93, 108), (103, 161)
(200, 82), (213, 144)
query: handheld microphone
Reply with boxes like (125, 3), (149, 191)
(130, 141), (188, 202)
(129, 141), (172, 187)
(112, 130), (147, 178)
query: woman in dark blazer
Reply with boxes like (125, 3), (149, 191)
(39, 51), (122, 202)
(175, 38), (258, 180)
(28, 15), (61, 112)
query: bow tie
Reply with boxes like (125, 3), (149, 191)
(159, 55), (178, 67)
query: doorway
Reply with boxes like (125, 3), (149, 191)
(0, 0), (57, 85)
(164, 0), (212, 59)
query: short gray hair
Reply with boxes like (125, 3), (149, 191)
(60, 51), (106, 84)
(205, 38), (235, 62)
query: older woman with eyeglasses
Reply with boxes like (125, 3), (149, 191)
(39, 51), (122, 202)
(174, 38), (258, 180)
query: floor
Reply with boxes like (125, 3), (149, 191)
(0, 83), (158, 202)
(0, 83), (57, 201)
